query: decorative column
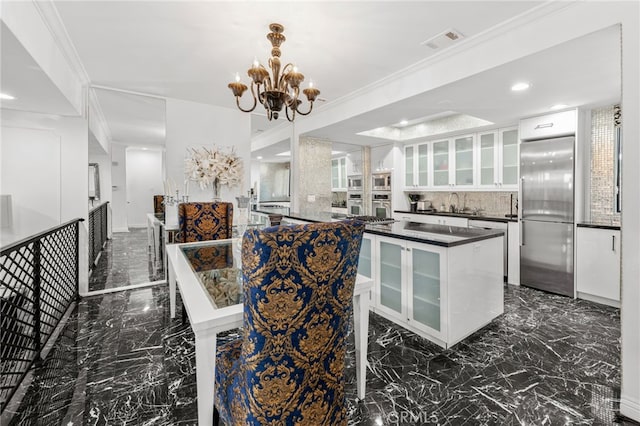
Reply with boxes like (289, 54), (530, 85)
(297, 136), (332, 214)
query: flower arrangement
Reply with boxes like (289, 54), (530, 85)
(184, 146), (243, 197)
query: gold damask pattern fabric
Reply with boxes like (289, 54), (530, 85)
(215, 220), (365, 426)
(153, 195), (164, 215)
(176, 202), (233, 243)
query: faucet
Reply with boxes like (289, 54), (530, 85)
(449, 192), (459, 213)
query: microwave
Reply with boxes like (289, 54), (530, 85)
(347, 175), (363, 191)
(372, 172), (391, 191)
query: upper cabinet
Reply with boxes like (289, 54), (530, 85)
(331, 157), (347, 191)
(403, 127), (518, 191)
(404, 143), (429, 187)
(476, 127), (518, 189)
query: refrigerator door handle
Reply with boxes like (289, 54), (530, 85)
(521, 221), (525, 246)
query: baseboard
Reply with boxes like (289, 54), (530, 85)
(620, 395), (640, 422)
(576, 291), (620, 308)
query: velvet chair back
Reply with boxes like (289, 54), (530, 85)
(215, 220), (365, 426)
(176, 202), (233, 243)
(153, 195), (164, 216)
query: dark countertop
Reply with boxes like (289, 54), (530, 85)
(363, 221), (505, 247)
(577, 222), (621, 231)
(394, 210), (518, 223)
(255, 208), (504, 248)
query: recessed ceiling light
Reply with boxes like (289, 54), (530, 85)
(399, 119), (409, 126)
(256, 156), (263, 160)
(0, 93), (16, 100)
(550, 104), (568, 110)
(276, 151), (290, 157)
(511, 82), (530, 92)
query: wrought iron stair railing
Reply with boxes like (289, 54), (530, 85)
(0, 218), (83, 413)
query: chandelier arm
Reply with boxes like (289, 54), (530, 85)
(295, 101), (314, 116)
(235, 83), (258, 113)
(285, 105), (295, 122)
(279, 63), (295, 88)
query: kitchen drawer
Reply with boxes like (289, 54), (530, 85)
(519, 110), (576, 140)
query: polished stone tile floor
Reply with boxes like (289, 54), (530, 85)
(6, 283), (636, 425)
(89, 228), (164, 292)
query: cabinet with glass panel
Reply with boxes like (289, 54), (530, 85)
(476, 127), (518, 190)
(404, 143), (430, 188)
(331, 157), (347, 191)
(374, 235), (446, 341)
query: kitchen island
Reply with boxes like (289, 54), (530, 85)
(252, 207), (504, 349)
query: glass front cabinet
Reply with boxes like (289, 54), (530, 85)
(404, 143), (430, 188)
(402, 127), (518, 191)
(374, 235), (446, 341)
(476, 127), (518, 189)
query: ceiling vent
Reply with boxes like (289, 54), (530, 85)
(421, 28), (464, 50)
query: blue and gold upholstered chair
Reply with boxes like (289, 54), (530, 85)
(214, 220), (365, 426)
(153, 195), (165, 217)
(176, 202), (234, 243)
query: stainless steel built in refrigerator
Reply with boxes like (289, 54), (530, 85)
(520, 136), (575, 296)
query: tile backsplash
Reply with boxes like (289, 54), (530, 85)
(405, 191), (518, 218)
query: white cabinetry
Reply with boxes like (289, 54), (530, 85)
(519, 110), (576, 140)
(576, 227), (621, 307)
(404, 143), (430, 188)
(402, 128), (517, 191)
(375, 236), (446, 341)
(331, 157), (347, 191)
(372, 233), (503, 348)
(476, 128), (518, 189)
(454, 135), (475, 187)
(469, 220), (507, 278)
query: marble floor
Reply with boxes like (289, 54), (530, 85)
(5, 282), (635, 425)
(5, 228), (635, 425)
(89, 228), (164, 292)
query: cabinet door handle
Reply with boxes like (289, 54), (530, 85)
(535, 122), (554, 129)
(612, 235), (616, 251)
(521, 221), (525, 246)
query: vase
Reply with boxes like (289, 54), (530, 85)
(212, 178), (221, 201)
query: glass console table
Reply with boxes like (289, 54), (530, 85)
(166, 238), (373, 426)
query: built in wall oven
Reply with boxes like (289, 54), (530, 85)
(347, 175), (363, 191)
(372, 192), (392, 219)
(372, 172), (391, 191)
(347, 193), (364, 216)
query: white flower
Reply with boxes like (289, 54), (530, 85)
(185, 146), (243, 190)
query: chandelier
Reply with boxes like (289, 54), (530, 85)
(228, 23), (320, 121)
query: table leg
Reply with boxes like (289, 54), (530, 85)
(195, 329), (217, 426)
(169, 260), (176, 319)
(353, 292), (370, 400)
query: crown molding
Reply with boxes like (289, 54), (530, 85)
(32, 0), (91, 88)
(87, 88), (112, 143)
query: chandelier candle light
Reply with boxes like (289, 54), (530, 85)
(228, 23), (320, 121)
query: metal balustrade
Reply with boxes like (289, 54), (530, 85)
(0, 219), (83, 412)
(88, 202), (109, 270)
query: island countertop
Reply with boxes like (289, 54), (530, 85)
(254, 208), (504, 248)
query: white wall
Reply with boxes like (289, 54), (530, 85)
(165, 98), (251, 205)
(125, 148), (163, 228)
(0, 126), (61, 245)
(0, 109), (89, 293)
(111, 143), (128, 232)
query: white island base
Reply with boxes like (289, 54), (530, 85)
(364, 231), (504, 349)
